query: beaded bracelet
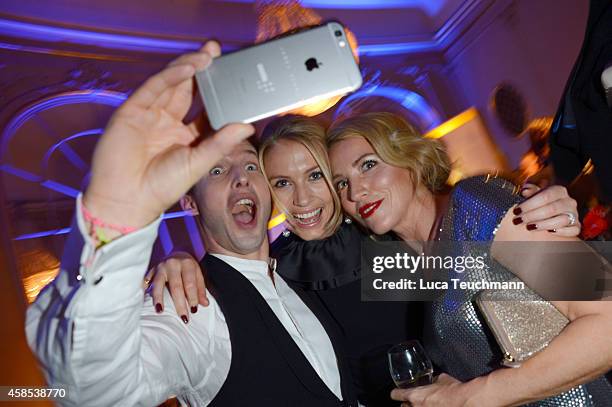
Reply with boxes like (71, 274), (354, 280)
(81, 202), (137, 247)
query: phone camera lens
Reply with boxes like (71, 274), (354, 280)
(335, 30), (342, 37)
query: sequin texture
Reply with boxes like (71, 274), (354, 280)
(424, 176), (611, 406)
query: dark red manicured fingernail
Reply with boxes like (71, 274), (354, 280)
(155, 303), (163, 313)
(181, 315), (188, 324)
(191, 306), (198, 314)
(548, 229), (556, 233)
(526, 224), (537, 231)
(513, 207), (522, 216)
(512, 217), (523, 225)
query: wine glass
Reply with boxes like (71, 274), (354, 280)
(388, 340), (434, 388)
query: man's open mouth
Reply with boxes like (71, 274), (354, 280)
(231, 197), (257, 227)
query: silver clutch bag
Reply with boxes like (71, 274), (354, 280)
(475, 281), (569, 368)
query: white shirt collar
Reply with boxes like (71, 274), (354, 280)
(210, 253), (269, 276)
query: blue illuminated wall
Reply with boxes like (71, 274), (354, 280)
(0, 90), (202, 257)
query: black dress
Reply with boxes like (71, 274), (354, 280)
(271, 223), (423, 406)
(549, 0), (612, 202)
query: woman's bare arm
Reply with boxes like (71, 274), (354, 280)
(476, 208), (612, 405)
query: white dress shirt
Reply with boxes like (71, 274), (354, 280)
(26, 195), (342, 406)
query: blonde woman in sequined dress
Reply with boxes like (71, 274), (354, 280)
(327, 112), (612, 406)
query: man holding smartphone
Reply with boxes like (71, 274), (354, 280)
(26, 41), (356, 406)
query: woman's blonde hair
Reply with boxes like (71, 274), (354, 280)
(327, 112), (451, 193)
(259, 115), (343, 238)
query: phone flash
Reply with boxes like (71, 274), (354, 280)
(339, 40), (346, 47)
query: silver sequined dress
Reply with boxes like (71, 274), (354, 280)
(424, 176), (612, 406)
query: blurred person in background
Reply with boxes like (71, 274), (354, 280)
(549, 0), (612, 205)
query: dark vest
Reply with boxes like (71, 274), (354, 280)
(203, 255), (357, 407)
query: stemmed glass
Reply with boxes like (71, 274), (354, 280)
(388, 340), (434, 388)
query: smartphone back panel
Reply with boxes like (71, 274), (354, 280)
(196, 22), (362, 130)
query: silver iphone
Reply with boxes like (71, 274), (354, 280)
(196, 22), (363, 130)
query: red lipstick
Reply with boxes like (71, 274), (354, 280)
(358, 199), (383, 219)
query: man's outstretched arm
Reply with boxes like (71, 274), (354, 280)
(24, 196), (185, 406)
(24, 39), (254, 406)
